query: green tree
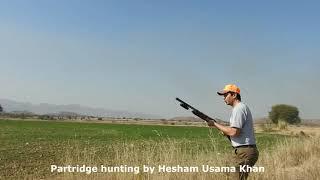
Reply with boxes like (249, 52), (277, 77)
(269, 104), (301, 124)
(0, 104), (3, 113)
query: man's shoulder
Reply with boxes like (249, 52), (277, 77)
(235, 102), (247, 110)
(233, 102), (251, 114)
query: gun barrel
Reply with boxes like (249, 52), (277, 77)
(176, 97), (217, 122)
(175, 97), (196, 110)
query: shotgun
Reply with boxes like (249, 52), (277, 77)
(175, 97), (231, 141)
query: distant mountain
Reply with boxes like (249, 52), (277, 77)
(0, 98), (158, 119)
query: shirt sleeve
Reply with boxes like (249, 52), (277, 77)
(230, 108), (246, 129)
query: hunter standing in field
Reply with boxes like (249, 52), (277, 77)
(208, 84), (259, 180)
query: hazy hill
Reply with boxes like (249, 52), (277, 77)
(0, 98), (157, 119)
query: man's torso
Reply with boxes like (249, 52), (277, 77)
(229, 102), (256, 147)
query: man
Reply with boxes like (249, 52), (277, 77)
(208, 84), (259, 180)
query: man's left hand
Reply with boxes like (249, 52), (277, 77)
(207, 120), (215, 127)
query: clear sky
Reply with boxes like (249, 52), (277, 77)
(0, 0), (319, 120)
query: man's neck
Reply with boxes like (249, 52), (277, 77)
(232, 100), (241, 108)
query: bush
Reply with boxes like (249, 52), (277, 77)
(269, 104), (301, 124)
(38, 115), (54, 120)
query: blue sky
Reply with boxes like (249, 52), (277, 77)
(0, 1), (319, 119)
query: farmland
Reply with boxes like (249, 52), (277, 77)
(0, 119), (319, 179)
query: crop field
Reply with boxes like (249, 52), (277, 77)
(0, 119), (319, 179)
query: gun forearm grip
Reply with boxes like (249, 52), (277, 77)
(192, 110), (209, 121)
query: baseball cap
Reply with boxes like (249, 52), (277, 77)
(217, 84), (240, 95)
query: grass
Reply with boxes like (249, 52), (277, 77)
(1, 119), (316, 179)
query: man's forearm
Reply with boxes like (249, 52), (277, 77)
(211, 122), (239, 137)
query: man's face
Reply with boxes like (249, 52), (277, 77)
(223, 92), (235, 106)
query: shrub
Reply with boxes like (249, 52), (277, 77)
(269, 104), (301, 124)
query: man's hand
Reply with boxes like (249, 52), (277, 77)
(220, 131), (227, 136)
(207, 120), (215, 127)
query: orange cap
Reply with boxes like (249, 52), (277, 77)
(217, 84), (240, 95)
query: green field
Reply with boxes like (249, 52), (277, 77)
(0, 119), (290, 179)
